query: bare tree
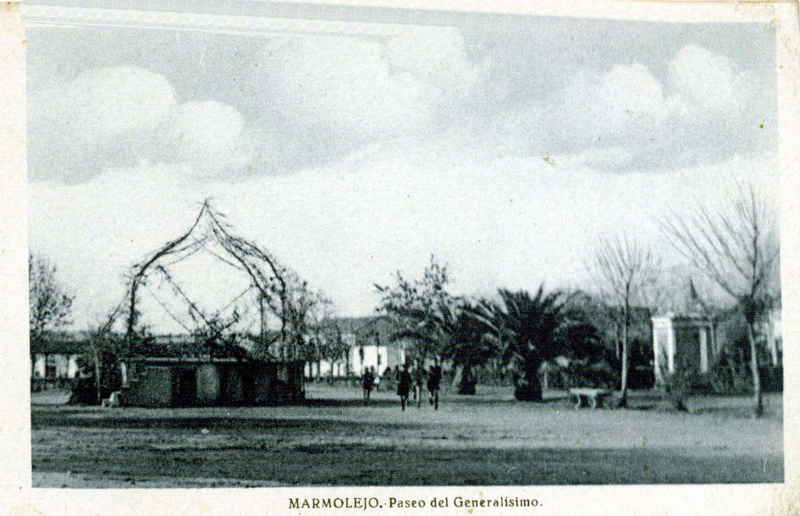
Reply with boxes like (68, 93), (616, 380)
(83, 303), (125, 405)
(29, 252), (74, 343)
(660, 183), (779, 417)
(281, 273), (328, 361)
(590, 233), (660, 407)
(304, 292), (340, 378)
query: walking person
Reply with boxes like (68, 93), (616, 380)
(413, 365), (426, 409)
(383, 366), (393, 392)
(373, 366), (381, 392)
(362, 367), (375, 404)
(396, 364), (412, 411)
(427, 362), (442, 410)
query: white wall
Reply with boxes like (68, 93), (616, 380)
(30, 353), (81, 379)
(305, 344), (400, 378)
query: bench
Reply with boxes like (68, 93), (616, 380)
(569, 388), (612, 409)
(101, 391), (121, 408)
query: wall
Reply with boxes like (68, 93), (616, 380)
(123, 365), (173, 407)
(123, 361), (305, 406)
(674, 326), (701, 372)
(196, 364), (221, 404)
(305, 345), (397, 379)
(30, 353), (80, 379)
(250, 364), (275, 404)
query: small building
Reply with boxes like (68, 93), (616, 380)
(652, 313), (717, 384)
(30, 333), (85, 390)
(122, 357), (305, 407)
(304, 316), (407, 380)
(762, 307), (783, 367)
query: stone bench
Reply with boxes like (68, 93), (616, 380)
(569, 388), (613, 409)
(101, 391), (121, 408)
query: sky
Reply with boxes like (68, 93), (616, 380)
(27, 14), (779, 331)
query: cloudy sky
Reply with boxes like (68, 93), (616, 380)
(27, 14), (779, 331)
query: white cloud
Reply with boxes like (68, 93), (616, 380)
(255, 36), (434, 143)
(251, 28), (481, 158)
(174, 101), (252, 176)
(386, 27), (482, 97)
(502, 44), (769, 171)
(28, 66), (253, 181)
(28, 35), (773, 184)
(65, 66), (176, 143)
(513, 63), (670, 162)
(667, 44), (750, 116)
(29, 66), (177, 181)
(592, 64), (669, 133)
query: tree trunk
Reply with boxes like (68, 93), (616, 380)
(458, 363), (476, 395)
(92, 345), (102, 405)
(515, 355), (543, 402)
(619, 299), (630, 408)
(746, 323), (763, 417)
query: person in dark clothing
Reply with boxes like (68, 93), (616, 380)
(427, 363), (442, 410)
(362, 367), (375, 403)
(383, 366), (393, 391)
(396, 365), (412, 411)
(412, 365), (426, 409)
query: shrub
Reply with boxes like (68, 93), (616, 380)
(68, 353), (123, 405)
(661, 368), (700, 411)
(710, 353), (752, 394)
(545, 358), (619, 390)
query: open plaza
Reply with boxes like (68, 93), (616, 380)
(31, 384), (783, 487)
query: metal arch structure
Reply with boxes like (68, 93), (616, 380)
(124, 200), (296, 360)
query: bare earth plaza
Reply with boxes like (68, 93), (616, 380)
(22, 0), (787, 491)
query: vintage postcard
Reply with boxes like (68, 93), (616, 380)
(1, 0), (798, 514)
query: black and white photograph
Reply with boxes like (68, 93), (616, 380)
(1, 0), (799, 512)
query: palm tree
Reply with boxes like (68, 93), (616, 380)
(489, 286), (602, 401)
(442, 302), (503, 394)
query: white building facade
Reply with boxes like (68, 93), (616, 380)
(652, 314), (716, 384)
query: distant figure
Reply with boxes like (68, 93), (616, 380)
(362, 367), (375, 403)
(412, 366), (426, 409)
(373, 367), (381, 392)
(397, 365), (412, 411)
(427, 363), (442, 410)
(383, 366), (393, 390)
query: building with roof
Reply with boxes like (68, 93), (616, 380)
(652, 306), (782, 385)
(651, 314), (717, 384)
(30, 332), (87, 390)
(304, 316), (407, 380)
(123, 356), (304, 407)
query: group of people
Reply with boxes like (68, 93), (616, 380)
(360, 362), (443, 411)
(396, 362), (442, 411)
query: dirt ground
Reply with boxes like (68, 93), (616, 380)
(31, 384), (783, 487)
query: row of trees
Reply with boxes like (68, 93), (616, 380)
(30, 183), (780, 415)
(376, 183), (780, 415)
(376, 259), (605, 400)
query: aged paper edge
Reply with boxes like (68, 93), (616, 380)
(1, 1), (799, 514)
